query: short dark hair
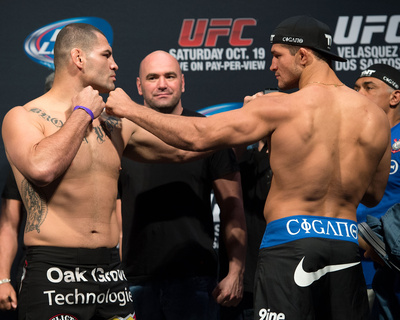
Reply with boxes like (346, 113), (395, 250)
(280, 44), (332, 66)
(53, 23), (105, 70)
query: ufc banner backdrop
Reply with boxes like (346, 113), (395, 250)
(0, 0), (399, 185)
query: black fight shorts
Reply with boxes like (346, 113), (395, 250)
(254, 215), (369, 320)
(18, 246), (136, 320)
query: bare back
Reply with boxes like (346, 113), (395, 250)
(264, 85), (391, 223)
(3, 96), (126, 248)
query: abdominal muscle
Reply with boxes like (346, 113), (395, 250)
(22, 173), (120, 249)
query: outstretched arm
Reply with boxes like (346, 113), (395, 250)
(122, 123), (209, 163)
(106, 88), (282, 152)
(104, 88), (210, 163)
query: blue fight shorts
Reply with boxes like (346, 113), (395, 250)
(254, 215), (369, 320)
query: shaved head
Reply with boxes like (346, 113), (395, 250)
(53, 23), (106, 70)
(137, 50), (184, 113)
(139, 50), (182, 79)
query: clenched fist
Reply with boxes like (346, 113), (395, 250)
(105, 88), (135, 119)
(72, 86), (105, 119)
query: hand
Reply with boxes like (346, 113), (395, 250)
(212, 273), (243, 307)
(105, 88), (133, 118)
(359, 236), (385, 267)
(243, 91), (264, 105)
(72, 86), (105, 119)
(364, 244), (386, 267)
(0, 283), (17, 311)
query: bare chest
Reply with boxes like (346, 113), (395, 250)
(36, 109), (123, 177)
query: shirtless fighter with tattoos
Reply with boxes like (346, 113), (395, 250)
(0, 23), (198, 320)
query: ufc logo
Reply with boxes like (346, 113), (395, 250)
(334, 15), (400, 44)
(178, 18), (256, 47)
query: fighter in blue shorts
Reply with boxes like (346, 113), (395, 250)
(254, 216), (369, 320)
(102, 15), (391, 320)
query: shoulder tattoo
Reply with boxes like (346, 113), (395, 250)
(29, 108), (64, 128)
(21, 179), (48, 234)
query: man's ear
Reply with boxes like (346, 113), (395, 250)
(297, 47), (311, 66)
(136, 77), (143, 96)
(181, 74), (185, 93)
(390, 89), (400, 108)
(71, 48), (84, 69)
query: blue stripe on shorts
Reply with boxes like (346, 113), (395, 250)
(260, 215), (359, 249)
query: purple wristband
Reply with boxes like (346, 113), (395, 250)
(74, 105), (94, 121)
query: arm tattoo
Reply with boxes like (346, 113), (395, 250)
(21, 179), (48, 234)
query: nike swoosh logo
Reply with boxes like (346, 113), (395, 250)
(294, 256), (360, 287)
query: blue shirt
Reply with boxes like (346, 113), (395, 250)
(357, 122), (400, 287)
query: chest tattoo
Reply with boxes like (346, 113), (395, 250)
(31, 108), (121, 145)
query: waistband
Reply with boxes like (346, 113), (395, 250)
(260, 215), (359, 249)
(25, 246), (120, 265)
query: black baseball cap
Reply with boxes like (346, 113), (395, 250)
(270, 15), (347, 62)
(358, 64), (400, 90)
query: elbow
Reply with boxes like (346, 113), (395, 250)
(29, 176), (53, 188)
(26, 164), (58, 187)
(361, 199), (379, 208)
(360, 180), (386, 208)
(360, 193), (383, 208)
(186, 140), (207, 152)
(168, 122), (215, 154)
(185, 133), (215, 152)
(185, 122), (214, 152)
(173, 137), (208, 153)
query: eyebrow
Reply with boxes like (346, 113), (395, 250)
(362, 81), (377, 86)
(271, 49), (281, 56)
(146, 72), (177, 77)
(102, 49), (112, 55)
(146, 73), (158, 78)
